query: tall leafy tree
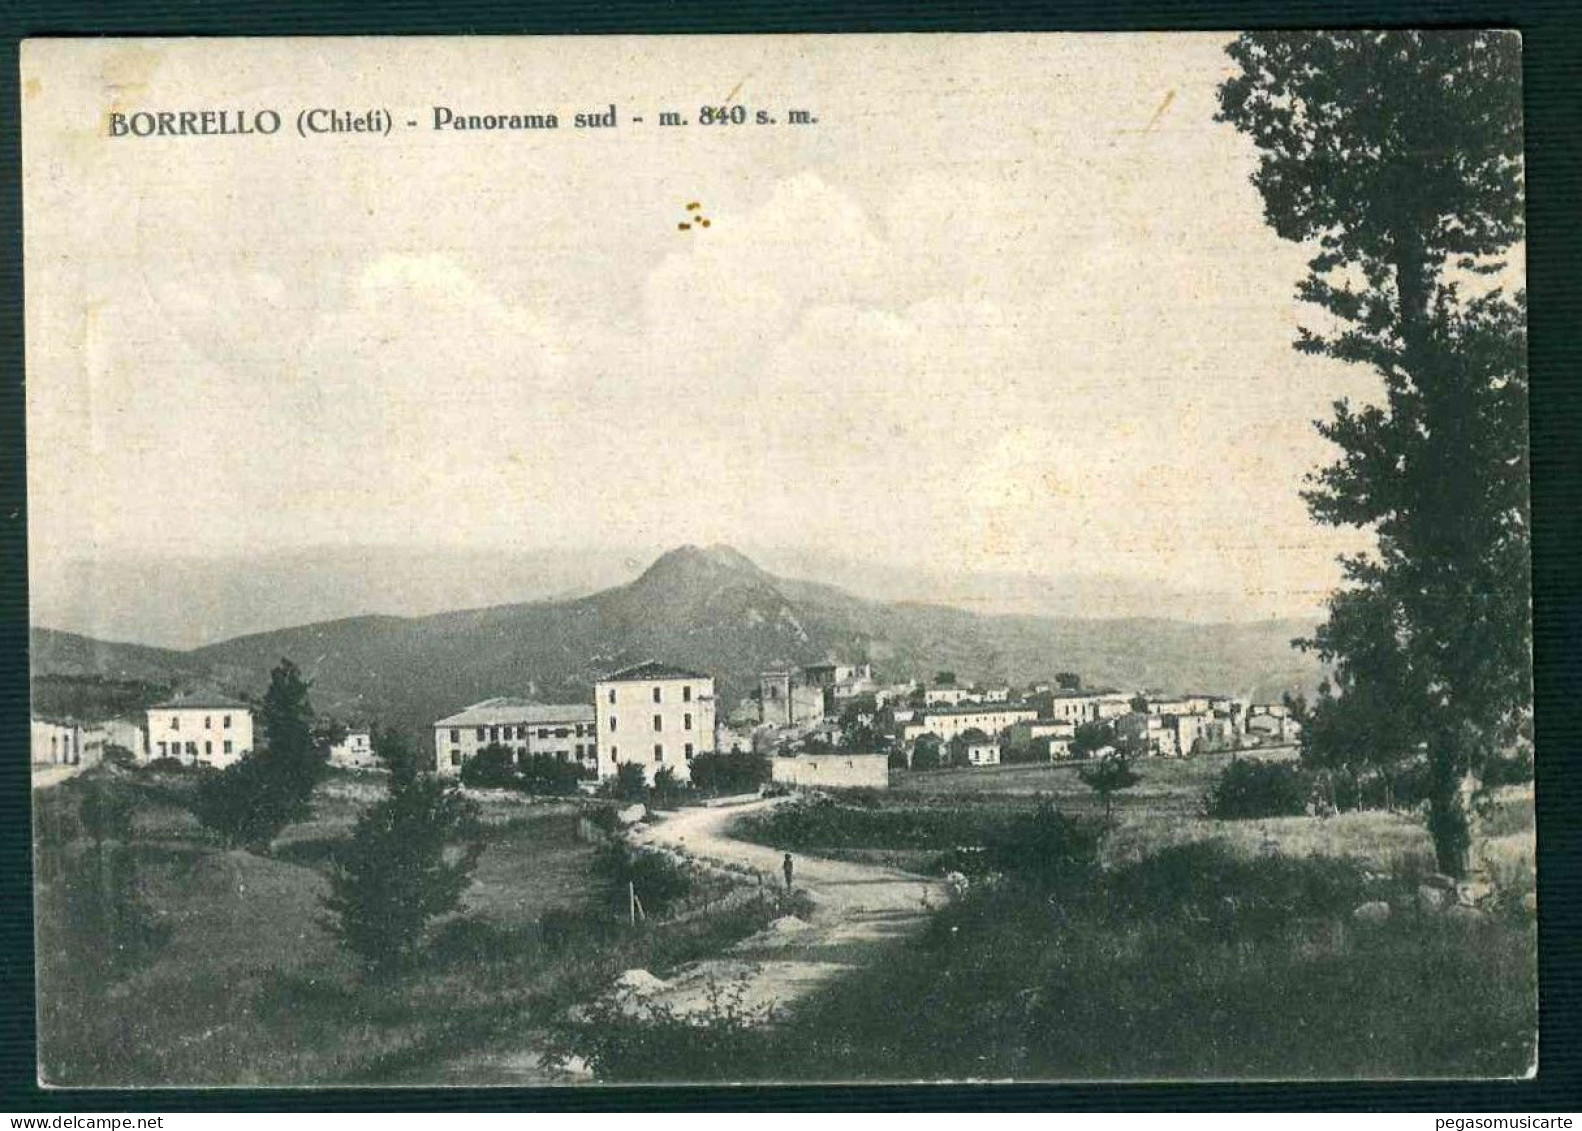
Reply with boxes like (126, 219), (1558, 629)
(260, 658), (321, 807)
(1218, 31), (1529, 875)
(194, 659), (325, 850)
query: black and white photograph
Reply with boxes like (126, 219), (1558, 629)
(21, 31), (1534, 1086)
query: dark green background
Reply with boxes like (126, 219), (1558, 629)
(1, 1), (1576, 1112)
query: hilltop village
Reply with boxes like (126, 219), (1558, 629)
(31, 656), (1300, 791)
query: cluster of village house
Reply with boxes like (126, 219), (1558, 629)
(31, 659), (1300, 793)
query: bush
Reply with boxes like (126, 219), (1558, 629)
(518, 751), (587, 796)
(911, 734), (944, 771)
(648, 766), (689, 808)
(590, 841), (693, 917)
(1482, 747), (1534, 789)
(733, 794), (1022, 854)
(321, 774), (484, 976)
(460, 743), (518, 789)
(101, 744), (139, 770)
(1203, 758), (1310, 820)
(193, 755), (311, 850)
(141, 756), (191, 774)
(597, 761), (650, 802)
(688, 750), (770, 795)
(982, 802), (1105, 887)
(1108, 840), (1370, 936)
(544, 973), (777, 1082)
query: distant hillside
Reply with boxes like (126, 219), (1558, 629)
(28, 545), (649, 649)
(32, 546), (1325, 751)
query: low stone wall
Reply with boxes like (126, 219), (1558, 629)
(771, 753), (890, 791)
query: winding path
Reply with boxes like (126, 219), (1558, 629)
(624, 798), (947, 1020)
(447, 797), (945, 1083)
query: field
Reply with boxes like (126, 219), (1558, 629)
(703, 755), (1537, 1083)
(34, 752), (1537, 1084)
(32, 767), (779, 1086)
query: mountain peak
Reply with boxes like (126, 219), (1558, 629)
(639, 544), (766, 583)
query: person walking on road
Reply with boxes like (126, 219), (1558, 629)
(783, 852), (795, 892)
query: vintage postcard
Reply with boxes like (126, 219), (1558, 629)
(23, 33), (1533, 1086)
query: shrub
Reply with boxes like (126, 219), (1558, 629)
(194, 755), (311, 851)
(460, 743), (518, 789)
(141, 756), (190, 774)
(648, 765), (689, 808)
(321, 773), (484, 977)
(1203, 758), (1309, 820)
(590, 841), (693, 917)
(833, 786), (884, 810)
(373, 727), (422, 784)
(911, 734), (944, 771)
(519, 751), (587, 796)
(597, 761), (650, 802)
(688, 750), (770, 794)
(982, 802), (1105, 887)
(101, 744), (139, 770)
(734, 794), (1022, 854)
(1108, 840), (1371, 936)
(1481, 747), (1534, 789)
(543, 973), (777, 1082)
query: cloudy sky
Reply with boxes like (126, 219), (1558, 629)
(25, 34), (1383, 623)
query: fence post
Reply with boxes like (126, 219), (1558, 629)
(629, 880), (636, 925)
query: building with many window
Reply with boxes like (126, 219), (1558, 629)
(146, 693), (253, 768)
(433, 699), (597, 776)
(902, 704), (1039, 746)
(595, 662), (716, 784)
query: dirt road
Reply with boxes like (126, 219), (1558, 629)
(624, 798), (947, 1021)
(449, 797), (945, 1083)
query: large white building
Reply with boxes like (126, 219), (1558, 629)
(595, 662), (716, 784)
(146, 693), (253, 768)
(433, 699), (597, 776)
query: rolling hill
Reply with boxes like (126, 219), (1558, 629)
(32, 545), (1325, 751)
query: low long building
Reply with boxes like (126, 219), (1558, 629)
(1040, 689), (1134, 725)
(434, 699), (597, 776)
(903, 703), (1039, 746)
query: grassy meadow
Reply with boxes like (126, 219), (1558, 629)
(32, 767), (781, 1086)
(33, 750), (1537, 1085)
